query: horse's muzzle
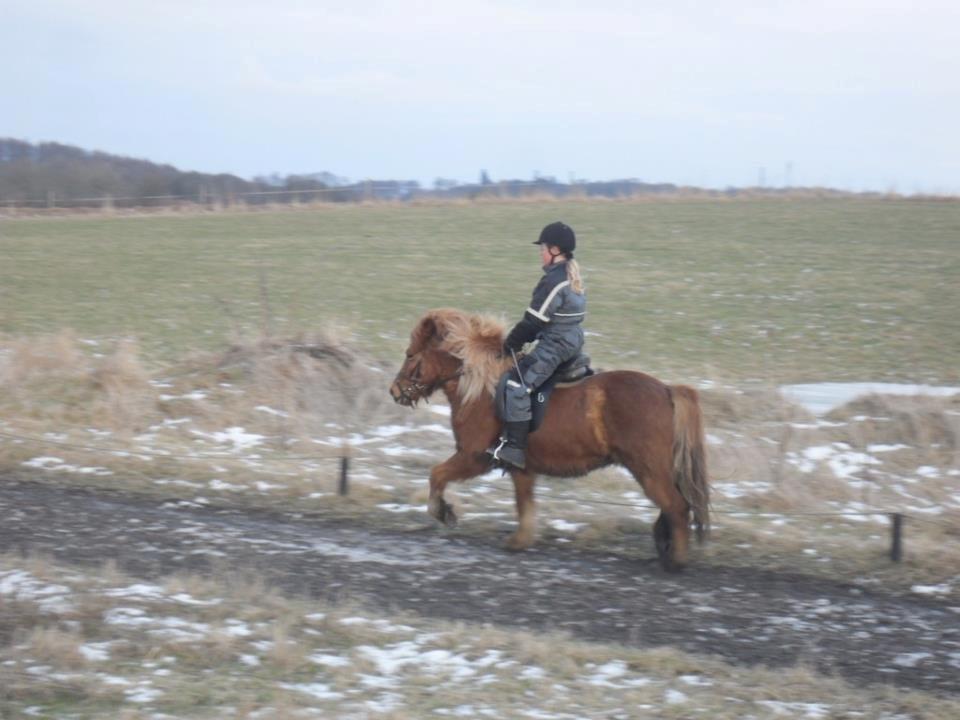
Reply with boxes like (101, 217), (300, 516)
(389, 380), (414, 406)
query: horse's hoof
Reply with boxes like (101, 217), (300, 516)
(428, 497), (456, 526)
(505, 532), (533, 552)
(439, 501), (458, 528)
(658, 556), (687, 573)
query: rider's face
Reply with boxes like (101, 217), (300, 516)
(539, 243), (556, 265)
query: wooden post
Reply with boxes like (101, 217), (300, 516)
(339, 456), (349, 496)
(890, 513), (904, 562)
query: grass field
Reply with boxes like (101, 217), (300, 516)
(2, 200), (959, 717)
(2, 198), (958, 384)
(1, 199), (958, 584)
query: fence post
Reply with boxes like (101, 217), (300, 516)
(890, 513), (904, 562)
(339, 456), (349, 496)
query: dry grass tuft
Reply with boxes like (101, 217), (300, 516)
(0, 326), (407, 444)
(700, 387), (816, 427)
(265, 619), (308, 671)
(89, 340), (156, 431)
(0, 330), (86, 385)
(26, 626), (87, 669)
(832, 394), (959, 459)
(175, 329), (407, 439)
(0, 333), (159, 431)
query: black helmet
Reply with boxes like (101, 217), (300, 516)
(533, 221), (576, 256)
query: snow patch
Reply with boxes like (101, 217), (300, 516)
(780, 382), (959, 416)
(549, 519), (585, 533)
(279, 682), (344, 700)
(786, 443), (880, 478)
(911, 583), (951, 596)
(79, 643), (111, 662)
(377, 503), (422, 514)
(0, 570), (73, 613)
(757, 701), (830, 718)
(21, 456), (112, 476)
(867, 443), (909, 453)
(892, 652), (932, 668)
(191, 427), (265, 450)
(310, 653), (352, 667)
(665, 689), (688, 704)
(380, 445), (431, 456)
(255, 405), (289, 417)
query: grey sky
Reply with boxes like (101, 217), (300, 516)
(4, 0), (958, 192)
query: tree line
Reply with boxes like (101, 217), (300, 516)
(3, 137), (860, 210)
(0, 139), (389, 207)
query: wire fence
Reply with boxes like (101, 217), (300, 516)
(2, 427), (953, 545)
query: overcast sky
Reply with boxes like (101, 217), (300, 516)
(4, 1), (958, 192)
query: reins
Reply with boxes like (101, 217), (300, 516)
(397, 368), (463, 405)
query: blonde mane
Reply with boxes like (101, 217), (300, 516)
(421, 309), (510, 403)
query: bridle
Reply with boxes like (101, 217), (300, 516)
(395, 364), (462, 406)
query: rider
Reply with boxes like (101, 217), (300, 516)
(488, 221), (586, 469)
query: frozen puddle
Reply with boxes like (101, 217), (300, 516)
(780, 383), (959, 416)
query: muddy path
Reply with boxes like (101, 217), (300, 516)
(2, 477), (958, 695)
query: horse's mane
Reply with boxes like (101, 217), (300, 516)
(418, 309), (510, 404)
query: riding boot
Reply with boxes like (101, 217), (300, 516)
(487, 421), (529, 470)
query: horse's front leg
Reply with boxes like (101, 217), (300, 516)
(506, 470), (538, 551)
(428, 451), (488, 527)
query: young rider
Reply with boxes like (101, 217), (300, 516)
(488, 221), (586, 469)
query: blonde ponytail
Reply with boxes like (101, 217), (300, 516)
(566, 259), (584, 294)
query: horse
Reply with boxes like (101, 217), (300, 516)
(389, 308), (710, 571)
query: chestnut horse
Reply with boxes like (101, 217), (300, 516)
(389, 308), (710, 571)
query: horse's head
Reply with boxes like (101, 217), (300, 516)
(390, 313), (463, 407)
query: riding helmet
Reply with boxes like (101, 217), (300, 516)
(534, 221), (576, 256)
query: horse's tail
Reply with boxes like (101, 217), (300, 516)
(670, 385), (711, 542)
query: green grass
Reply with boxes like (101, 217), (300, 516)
(2, 198), (959, 383)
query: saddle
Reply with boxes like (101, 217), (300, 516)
(495, 354), (594, 433)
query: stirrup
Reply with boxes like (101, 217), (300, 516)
(486, 438), (507, 461)
(487, 439), (526, 470)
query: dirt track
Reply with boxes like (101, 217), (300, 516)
(2, 476), (958, 695)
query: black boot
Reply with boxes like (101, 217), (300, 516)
(487, 421), (529, 470)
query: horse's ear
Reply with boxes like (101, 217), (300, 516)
(410, 314), (441, 352)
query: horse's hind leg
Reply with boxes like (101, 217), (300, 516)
(653, 513), (671, 560)
(651, 491), (691, 572)
(628, 465), (691, 572)
(506, 470), (537, 551)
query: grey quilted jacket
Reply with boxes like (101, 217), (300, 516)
(503, 261), (586, 360)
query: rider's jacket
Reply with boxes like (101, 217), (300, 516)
(503, 261), (586, 355)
